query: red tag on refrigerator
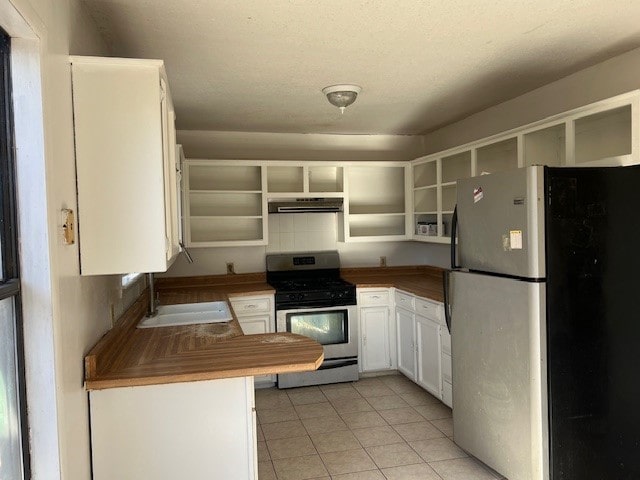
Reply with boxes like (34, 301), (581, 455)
(473, 187), (483, 203)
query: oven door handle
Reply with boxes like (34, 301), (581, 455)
(317, 359), (358, 370)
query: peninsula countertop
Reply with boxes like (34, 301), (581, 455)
(84, 284), (323, 390)
(84, 267), (445, 390)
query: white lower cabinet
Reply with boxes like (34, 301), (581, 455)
(90, 377), (257, 480)
(395, 289), (450, 402)
(396, 307), (416, 379)
(230, 295), (276, 386)
(358, 288), (396, 372)
(415, 314), (442, 397)
(360, 306), (391, 371)
(440, 326), (453, 408)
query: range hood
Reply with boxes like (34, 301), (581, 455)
(268, 198), (343, 213)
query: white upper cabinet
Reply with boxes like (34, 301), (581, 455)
(342, 164), (410, 242)
(266, 163), (344, 195)
(71, 56), (180, 275)
(183, 160), (267, 247)
(412, 90), (640, 244)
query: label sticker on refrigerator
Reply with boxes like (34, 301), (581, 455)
(509, 230), (523, 249)
(473, 187), (483, 203)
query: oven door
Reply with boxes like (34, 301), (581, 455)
(276, 305), (358, 360)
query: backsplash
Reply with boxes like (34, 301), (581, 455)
(266, 213), (337, 253)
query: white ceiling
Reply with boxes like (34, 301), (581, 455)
(83, 0), (640, 135)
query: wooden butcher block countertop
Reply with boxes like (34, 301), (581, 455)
(341, 266), (446, 302)
(84, 278), (322, 390)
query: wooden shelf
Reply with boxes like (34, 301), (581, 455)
(344, 164), (408, 242)
(413, 161), (437, 188)
(184, 161), (266, 246)
(190, 190), (262, 194)
(414, 184), (438, 191)
(189, 165), (262, 191)
(476, 137), (518, 175)
(441, 151), (471, 184)
(309, 166), (343, 192)
(524, 123), (565, 167)
(267, 166), (304, 193)
(574, 105), (632, 164)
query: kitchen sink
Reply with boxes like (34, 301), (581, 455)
(137, 301), (233, 328)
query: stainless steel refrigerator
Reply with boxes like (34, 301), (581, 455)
(444, 165), (640, 480)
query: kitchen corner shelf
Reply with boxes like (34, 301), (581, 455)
(411, 90), (640, 244)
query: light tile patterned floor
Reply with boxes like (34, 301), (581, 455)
(255, 373), (505, 480)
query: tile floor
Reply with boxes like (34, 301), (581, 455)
(255, 374), (505, 480)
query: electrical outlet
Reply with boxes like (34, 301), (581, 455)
(226, 262), (235, 274)
(380, 256), (387, 267)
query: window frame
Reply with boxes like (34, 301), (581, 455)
(0, 28), (30, 479)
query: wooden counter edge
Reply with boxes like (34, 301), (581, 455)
(84, 293), (148, 380)
(85, 345), (324, 390)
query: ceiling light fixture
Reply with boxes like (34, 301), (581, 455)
(322, 84), (362, 114)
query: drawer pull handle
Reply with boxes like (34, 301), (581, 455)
(371, 295), (380, 299)
(245, 304), (257, 309)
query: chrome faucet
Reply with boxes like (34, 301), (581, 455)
(147, 243), (194, 317)
(180, 241), (194, 263)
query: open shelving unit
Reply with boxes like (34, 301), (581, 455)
(573, 105), (632, 166)
(265, 163), (344, 197)
(184, 161), (267, 247)
(412, 90), (640, 244)
(412, 150), (472, 243)
(343, 164), (409, 242)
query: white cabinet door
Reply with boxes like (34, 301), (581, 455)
(231, 295), (275, 386)
(396, 307), (416, 380)
(415, 314), (442, 398)
(71, 56), (178, 275)
(237, 316), (275, 385)
(90, 377), (257, 480)
(440, 327), (452, 407)
(238, 314), (271, 336)
(360, 306), (391, 372)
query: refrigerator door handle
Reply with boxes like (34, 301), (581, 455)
(451, 205), (460, 269)
(443, 270), (451, 334)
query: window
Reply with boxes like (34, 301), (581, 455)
(121, 272), (143, 289)
(0, 29), (30, 479)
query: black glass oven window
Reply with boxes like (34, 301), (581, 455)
(287, 310), (347, 345)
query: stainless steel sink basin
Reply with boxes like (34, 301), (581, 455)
(137, 301), (233, 328)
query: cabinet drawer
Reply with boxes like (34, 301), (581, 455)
(230, 297), (271, 316)
(395, 290), (415, 311)
(441, 352), (452, 383)
(415, 297), (442, 322)
(441, 330), (451, 356)
(442, 380), (452, 408)
(359, 290), (390, 306)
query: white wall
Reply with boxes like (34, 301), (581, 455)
(165, 240), (449, 276)
(177, 130), (426, 161)
(423, 46), (640, 154)
(2, 1), (135, 479)
(164, 212), (449, 278)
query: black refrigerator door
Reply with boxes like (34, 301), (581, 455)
(545, 165), (640, 480)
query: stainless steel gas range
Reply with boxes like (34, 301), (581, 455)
(266, 251), (358, 389)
